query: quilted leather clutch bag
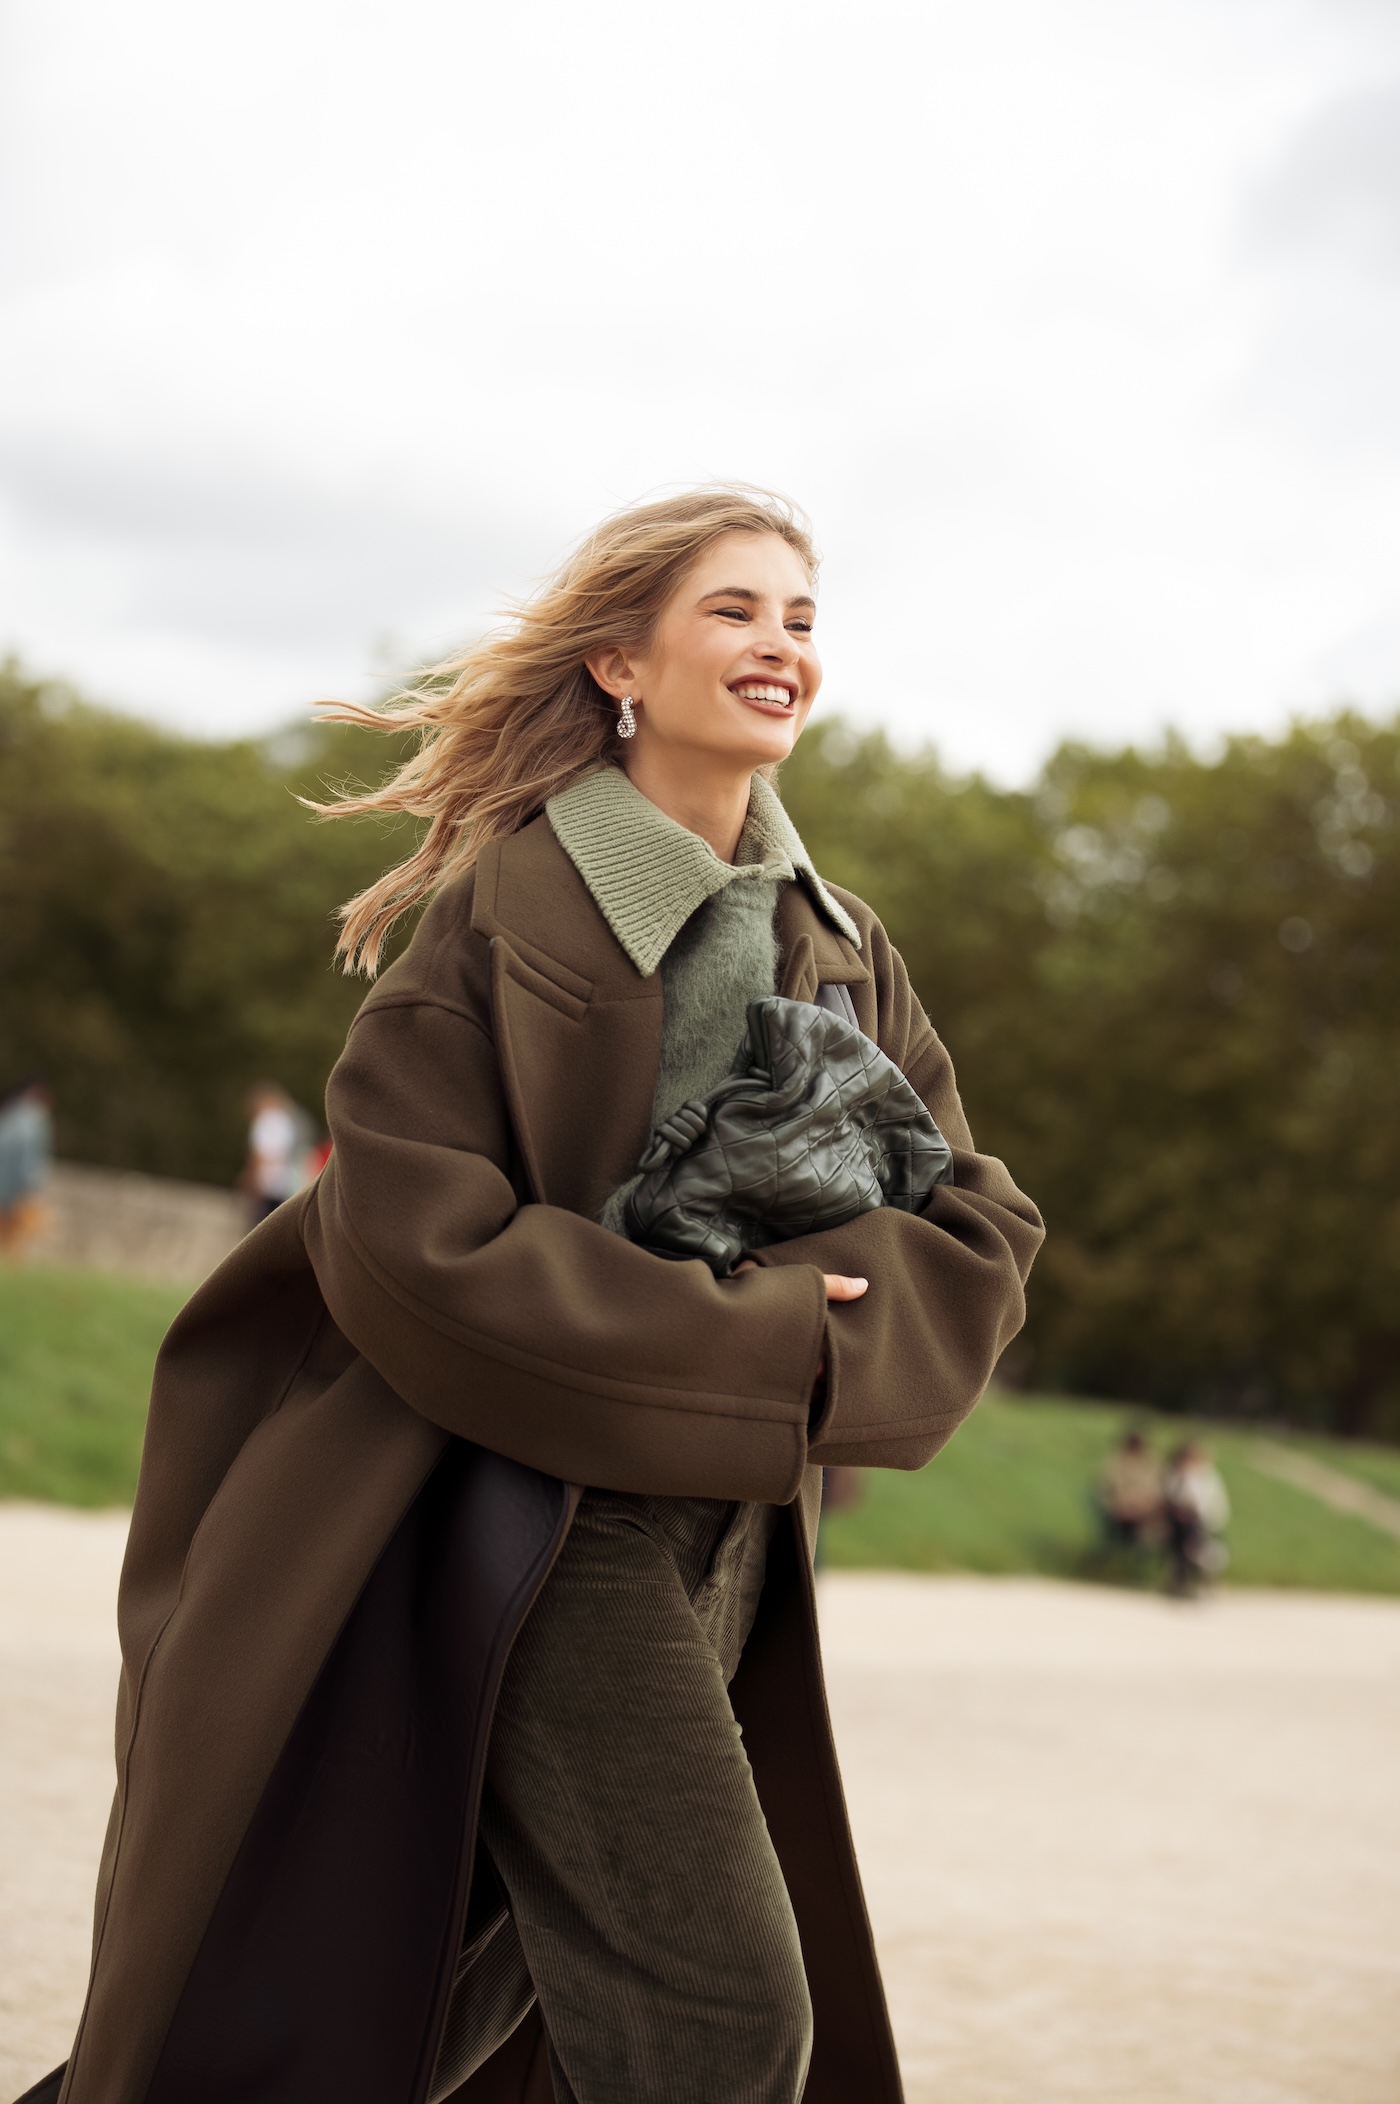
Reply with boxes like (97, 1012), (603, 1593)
(624, 995), (954, 1277)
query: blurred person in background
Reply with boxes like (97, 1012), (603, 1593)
(238, 1081), (316, 1222)
(1163, 1441), (1231, 1597)
(0, 1077), (53, 1256)
(29, 488), (1042, 2104)
(1096, 1428), (1165, 1556)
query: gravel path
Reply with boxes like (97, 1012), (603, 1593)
(4, 1508), (1399, 2102)
(1251, 1443), (1400, 1541)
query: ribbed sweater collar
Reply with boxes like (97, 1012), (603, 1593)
(544, 765), (861, 977)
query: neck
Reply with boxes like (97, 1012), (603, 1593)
(621, 749), (754, 862)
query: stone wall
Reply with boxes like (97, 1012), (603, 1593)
(30, 1163), (250, 1283)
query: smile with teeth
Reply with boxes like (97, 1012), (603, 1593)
(732, 682), (796, 710)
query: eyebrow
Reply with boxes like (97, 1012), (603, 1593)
(698, 586), (817, 611)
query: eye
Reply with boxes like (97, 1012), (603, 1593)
(786, 618), (813, 634)
(714, 605), (750, 622)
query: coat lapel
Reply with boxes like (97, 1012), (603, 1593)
(776, 880), (870, 1002)
(473, 818), (663, 1219)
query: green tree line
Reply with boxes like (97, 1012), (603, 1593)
(3, 660), (1397, 1437)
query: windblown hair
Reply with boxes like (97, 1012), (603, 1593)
(317, 484), (817, 974)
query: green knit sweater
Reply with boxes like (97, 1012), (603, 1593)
(545, 766), (858, 1232)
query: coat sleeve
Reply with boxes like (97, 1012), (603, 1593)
(749, 919), (1045, 1470)
(303, 988), (828, 1505)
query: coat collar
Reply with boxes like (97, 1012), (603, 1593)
(471, 814), (867, 1214)
(544, 765), (862, 978)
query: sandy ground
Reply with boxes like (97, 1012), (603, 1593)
(3, 1510), (1399, 2103)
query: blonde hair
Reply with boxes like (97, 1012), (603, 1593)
(318, 483), (817, 973)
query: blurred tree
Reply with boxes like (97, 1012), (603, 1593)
(0, 661), (413, 1183)
(781, 714), (1400, 1438)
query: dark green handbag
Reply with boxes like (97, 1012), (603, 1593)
(624, 994), (954, 1277)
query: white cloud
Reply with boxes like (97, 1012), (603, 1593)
(1, 0), (1398, 770)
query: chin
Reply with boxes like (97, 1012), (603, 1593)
(697, 709), (802, 772)
(733, 724), (799, 767)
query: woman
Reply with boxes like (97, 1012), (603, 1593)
(1163, 1442), (1230, 1597)
(31, 487), (1042, 2104)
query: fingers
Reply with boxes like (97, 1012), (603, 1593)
(731, 1258), (868, 1304)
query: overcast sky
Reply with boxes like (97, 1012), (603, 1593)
(2, 0), (1399, 779)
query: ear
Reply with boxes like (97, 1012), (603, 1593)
(585, 644), (643, 701)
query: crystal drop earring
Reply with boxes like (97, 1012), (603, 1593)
(617, 696), (637, 740)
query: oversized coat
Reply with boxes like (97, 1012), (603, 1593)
(32, 813), (1044, 2104)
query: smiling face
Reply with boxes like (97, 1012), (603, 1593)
(589, 530), (822, 777)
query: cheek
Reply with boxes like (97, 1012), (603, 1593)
(703, 627), (744, 683)
(652, 622), (727, 699)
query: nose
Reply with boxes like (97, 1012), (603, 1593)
(753, 614), (798, 667)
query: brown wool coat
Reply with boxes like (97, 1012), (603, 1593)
(38, 815), (1043, 2104)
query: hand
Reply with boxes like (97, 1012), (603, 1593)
(815, 1275), (866, 1378)
(732, 1260), (868, 1303)
(733, 1264), (867, 1379)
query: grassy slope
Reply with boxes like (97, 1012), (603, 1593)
(821, 1391), (1400, 1594)
(5, 1266), (1400, 1592)
(0, 1266), (187, 1505)
(1288, 1434), (1400, 1502)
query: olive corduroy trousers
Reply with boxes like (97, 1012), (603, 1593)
(428, 1490), (811, 2104)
